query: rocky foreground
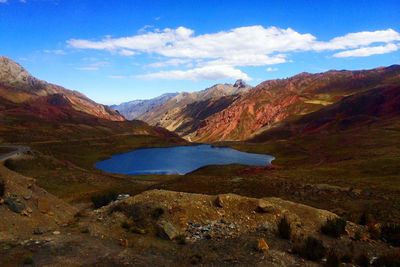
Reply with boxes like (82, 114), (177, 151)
(1, 163), (398, 266)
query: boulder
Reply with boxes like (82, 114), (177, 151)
(33, 227), (46, 235)
(214, 195), (224, 208)
(257, 238), (269, 252)
(119, 239), (129, 247)
(214, 194), (234, 208)
(157, 220), (180, 240)
(5, 196), (25, 213)
(256, 199), (276, 213)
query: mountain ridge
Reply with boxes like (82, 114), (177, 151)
(109, 65), (400, 142)
(110, 93), (179, 120)
(136, 80), (252, 133)
(0, 57), (181, 143)
(190, 65), (400, 141)
(0, 56), (124, 121)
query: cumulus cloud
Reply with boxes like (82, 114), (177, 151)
(313, 29), (400, 51)
(68, 25), (400, 80)
(266, 67), (278, 72)
(76, 61), (109, 71)
(333, 43), (399, 58)
(138, 65), (250, 81)
(147, 58), (193, 68)
(117, 49), (136, 56)
(68, 26), (314, 63)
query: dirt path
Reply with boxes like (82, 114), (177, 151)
(0, 145), (30, 162)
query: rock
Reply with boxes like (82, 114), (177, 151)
(233, 79), (249, 88)
(33, 228), (46, 235)
(5, 197), (26, 213)
(117, 194), (130, 201)
(231, 177), (243, 183)
(52, 231), (61, 235)
(214, 195), (224, 208)
(119, 239), (129, 247)
(257, 238), (269, 252)
(37, 198), (51, 213)
(214, 194), (233, 208)
(256, 199), (276, 213)
(23, 194), (32, 200)
(0, 198), (4, 205)
(157, 220), (180, 240)
(351, 189), (362, 196)
(21, 210), (30, 216)
(130, 227), (147, 235)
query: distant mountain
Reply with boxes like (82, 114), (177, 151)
(137, 80), (252, 136)
(0, 57), (180, 143)
(250, 83), (400, 142)
(110, 93), (179, 120)
(0, 57), (124, 121)
(189, 65), (400, 142)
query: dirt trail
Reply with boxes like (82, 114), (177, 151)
(0, 145), (30, 161)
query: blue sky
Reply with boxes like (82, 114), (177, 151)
(1, 0), (399, 104)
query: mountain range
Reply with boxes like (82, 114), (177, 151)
(2, 56), (399, 146)
(110, 93), (179, 120)
(111, 79), (251, 137)
(111, 65), (400, 142)
(0, 57), (178, 143)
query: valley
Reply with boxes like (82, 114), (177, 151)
(0, 57), (399, 266)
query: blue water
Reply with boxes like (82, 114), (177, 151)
(96, 145), (274, 175)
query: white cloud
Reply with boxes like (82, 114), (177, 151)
(266, 67), (278, 72)
(68, 25), (400, 80)
(118, 49), (136, 56)
(207, 54), (287, 67)
(68, 26), (314, 65)
(313, 29), (400, 50)
(138, 65), (250, 81)
(76, 67), (99, 71)
(76, 61), (109, 71)
(147, 58), (193, 68)
(44, 49), (66, 55)
(333, 43), (399, 58)
(68, 26), (194, 52)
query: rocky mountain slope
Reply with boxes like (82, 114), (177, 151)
(110, 93), (179, 120)
(0, 56), (124, 121)
(0, 57), (181, 143)
(189, 65), (400, 142)
(137, 80), (251, 135)
(251, 84), (400, 142)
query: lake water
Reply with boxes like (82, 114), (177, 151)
(95, 145), (274, 175)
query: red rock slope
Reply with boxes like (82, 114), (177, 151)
(189, 65), (400, 142)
